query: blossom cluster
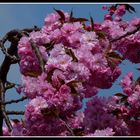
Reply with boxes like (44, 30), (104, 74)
(3, 4), (140, 136)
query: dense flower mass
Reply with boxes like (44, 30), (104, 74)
(3, 4), (140, 136)
(83, 96), (130, 136)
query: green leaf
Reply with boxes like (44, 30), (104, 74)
(44, 41), (55, 51)
(57, 77), (65, 85)
(96, 31), (107, 39)
(54, 76), (65, 91)
(73, 128), (84, 136)
(135, 77), (140, 85)
(120, 96), (128, 103)
(106, 51), (124, 70)
(24, 71), (41, 77)
(115, 93), (128, 104)
(70, 17), (88, 23)
(66, 80), (80, 87)
(11, 119), (20, 123)
(104, 43), (112, 55)
(70, 9), (73, 20)
(64, 48), (78, 62)
(112, 108), (121, 116)
(41, 106), (59, 117)
(54, 8), (65, 23)
(46, 68), (63, 83)
(66, 80), (80, 96)
(115, 93), (126, 97)
(115, 4), (136, 13)
(136, 67), (140, 71)
(90, 16), (94, 31)
(125, 4), (136, 13)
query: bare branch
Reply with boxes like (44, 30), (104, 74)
(6, 111), (24, 115)
(0, 87), (3, 135)
(4, 96), (28, 105)
(22, 25), (40, 33)
(0, 43), (19, 82)
(0, 81), (13, 132)
(5, 82), (16, 90)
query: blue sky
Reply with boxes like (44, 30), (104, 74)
(0, 3), (140, 120)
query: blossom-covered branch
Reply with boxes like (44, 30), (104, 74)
(111, 25), (140, 42)
(2, 4), (140, 136)
(30, 40), (45, 72)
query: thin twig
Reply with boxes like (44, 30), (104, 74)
(5, 81), (16, 90)
(0, 40), (19, 62)
(60, 118), (75, 136)
(30, 40), (45, 72)
(4, 96), (28, 105)
(0, 81), (13, 131)
(22, 25), (40, 33)
(6, 111), (24, 115)
(110, 25), (140, 42)
(0, 88), (3, 135)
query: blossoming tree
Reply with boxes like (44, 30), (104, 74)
(0, 4), (140, 136)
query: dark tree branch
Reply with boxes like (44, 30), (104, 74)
(5, 81), (21, 91)
(0, 43), (19, 82)
(6, 111), (24, 115)
(0, 26), (41, 65)
(5, 82), (16, 91)
(0, 83), (3, 136)
(4, 96), (28, 105)
(0, 81), (13, 132)
(0, 26), (41, 136)
(0, 26), (41, 82)
(0, 40), (19, 62)
(22, 25), (40, 33)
